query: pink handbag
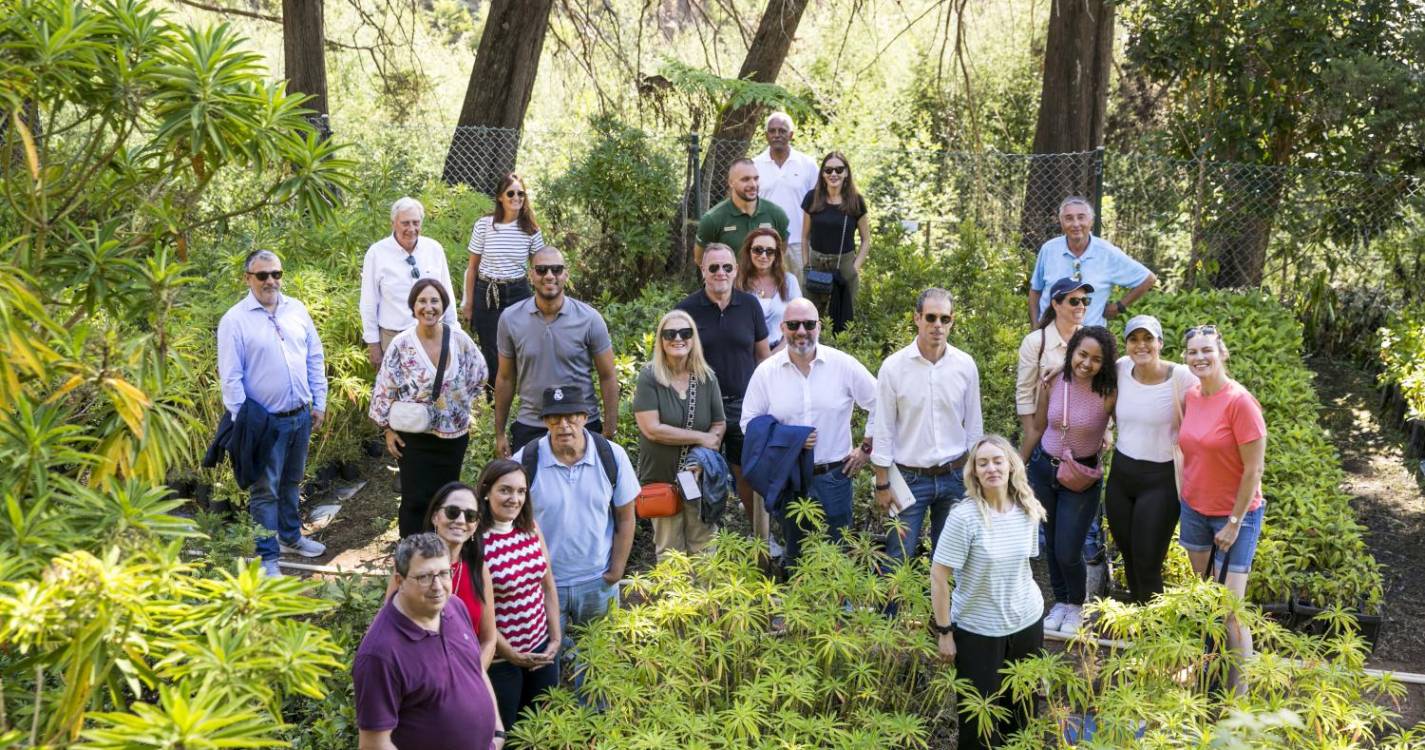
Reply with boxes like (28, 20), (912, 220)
(1055, 379), (1103, 492)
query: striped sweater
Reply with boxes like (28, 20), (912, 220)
(481, 526), (550, 653)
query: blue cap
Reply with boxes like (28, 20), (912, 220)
(1048, 276), (1095, 300)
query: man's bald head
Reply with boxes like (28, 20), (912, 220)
(785, 297), (818, 321)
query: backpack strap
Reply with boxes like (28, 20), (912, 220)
(521, 438), (540, 489)
(588, 431), (620, 499)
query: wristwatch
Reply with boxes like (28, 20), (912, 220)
(1114, 301), (1128, 316)
(874, 483), (891, 491)
(1228, 514), (1241, 526)
(930, 620), (954, 636)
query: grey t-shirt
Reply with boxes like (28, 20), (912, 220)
(497, 296), (613, 427)
(631, 366), (725, 484)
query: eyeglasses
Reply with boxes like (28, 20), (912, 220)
(544, 412), (584, 424)
(1184, 324), (1219, 340)
(660, 327), (694, 341)
(247, 270), (283, 281)
(705, 263), (734, 274)
(921, 313), (952, 325)
(440, 506), (478, 523)
(534, 264), (565, 277)
(1062, 296), (1090, 308)
(784, 320), (818, 331)
(750, 246), (777, 257)
(1071, 259), (1083, 281)
(404, 255), (420, 279)
(823, 166), (846, 175)
(408, 568), (453, 588)
(504, 190), (527, 198)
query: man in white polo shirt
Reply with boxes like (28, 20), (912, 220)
(752, 111), (818, 285)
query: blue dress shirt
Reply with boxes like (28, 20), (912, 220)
(1030, 234), (1151, 326)
(217, 292), (328, 418)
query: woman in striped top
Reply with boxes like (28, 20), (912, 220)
(475, 458), (561, 731)
(930, 435), (1047, 750)
(461, 173), (546, 391)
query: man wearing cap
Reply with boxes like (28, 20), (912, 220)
(752, 112), (818, 283)
(694, 158), (789, 268)
(741, 298), (876, 569)
(494, 247), (619, 457)
(511, 384), (638, 650)
(871, 288), (983, 565)
(1027, 196), (1156, 328)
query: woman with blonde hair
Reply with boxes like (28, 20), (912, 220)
(930, 434), (1046, 750)
(633, 310), (727, 559)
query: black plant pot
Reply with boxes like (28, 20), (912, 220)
(316, 462), (339, 482)
(1259, 600), (1294, 628)
(1293, 599), (1327, 635)
(364, 438), (385, 458)
(303, 479), (330, 499)
(208, 498), (233, 518)
(194, 483), (213, 505)
(340, 460), (360, 481)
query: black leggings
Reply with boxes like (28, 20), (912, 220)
(1103, 453), (1179, 603)
(953, 620), (1042, 750)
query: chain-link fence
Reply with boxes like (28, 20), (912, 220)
(401, 124), (1423, 295)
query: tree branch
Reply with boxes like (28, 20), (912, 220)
(171, 0), (282, 23)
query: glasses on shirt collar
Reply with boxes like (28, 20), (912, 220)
(1071, 259), (1082, 281)
(404, 255), (420, 279)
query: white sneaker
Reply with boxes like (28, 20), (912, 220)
(279, 536), (326, 558)
(260, 559), (283, 578)
(1043, 602), (1069, 632)
(1060, 604), (1084, 634)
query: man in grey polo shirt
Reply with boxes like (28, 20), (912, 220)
(494, 247), (620, 457)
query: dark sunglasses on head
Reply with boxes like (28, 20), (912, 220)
(750, 246), (777, 257)
(660, 327), (695, 341)
(1184, 324), (1219, 340)
(921, 313), (952, 325)
(440, 506), (478, 523)
(534, 264), (565, 277)
(706, 263), (734, 274)
(504, 190), (526, 198)
(404, 254), (420, 279)
(247, 270), (283, 281)
(823, 166), (846, 175)
(784, 319), (818, 331)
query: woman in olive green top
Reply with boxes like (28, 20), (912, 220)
(633, 310), (727, 560)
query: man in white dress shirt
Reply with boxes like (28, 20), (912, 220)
(870, 288), (984, 566)
(752, 112), (818, 285)
(360, 197), (458, 368)
(741, 298), (876, 568)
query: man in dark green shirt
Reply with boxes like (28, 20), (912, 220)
(694, 158), (790, 267)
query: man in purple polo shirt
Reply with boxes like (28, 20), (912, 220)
(353, 533), (504, 750)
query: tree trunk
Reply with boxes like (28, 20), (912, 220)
(282, 0), (328, 127)
(443, 0), (555, 193)
(697, 0), (811, 207)
(1019, 0), (1113, 254)
(1202, 164), (1285, 288)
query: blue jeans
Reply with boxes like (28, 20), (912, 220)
(249, 409), (311, 562)
(886, 468), (965, 564)
(1178, 501), (1265, 574)
(1027, 448), (1103, 605)
(782, 466), (854, 570)
(557, 576), (619, 694)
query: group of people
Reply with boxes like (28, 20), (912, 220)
(210, 121), (1267, 748)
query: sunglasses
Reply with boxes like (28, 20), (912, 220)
(534, 264), (565, 277)
(1055, 295), (1090, 307)
(750, 246), (777, 257)
(1184, 324), (1219, 340)
(823, 166), (846, 175)
(247, 270), (283, 281)
(660, 327), (694, 341)
(504, 190), (526, 198)
(706, 263), (734, 274)
(440, 506), (478, 523)
(784, 319), (818, 331)
(404, 255), (420, 279)
(921, 313), (952, 325)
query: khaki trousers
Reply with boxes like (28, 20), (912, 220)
(652, 504), (717, 561)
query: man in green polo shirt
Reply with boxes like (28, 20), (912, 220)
(694, 158), (790, 267)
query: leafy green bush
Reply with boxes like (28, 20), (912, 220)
(1378, 305), (1425, 421)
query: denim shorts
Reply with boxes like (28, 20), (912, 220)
(1178, 501), (1264, 574)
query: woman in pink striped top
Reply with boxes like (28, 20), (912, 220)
(1019, 326), (1118, 635)
(475, 458), (562, 732)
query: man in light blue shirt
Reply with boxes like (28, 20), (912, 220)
(217, 250), (329, 576)
(1028, 197), (1157, 327)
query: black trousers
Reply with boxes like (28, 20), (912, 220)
(509, 418), (604, 456)
(953, 620), (1042, 750)
(472, 278), (531, 390)
(1103, 453), (1180, 603)
(487, 640), (560, 731)
(396, 431), (469, 538)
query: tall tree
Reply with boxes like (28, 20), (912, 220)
(1019, 0), (1114, 254)
(282, 0), (329, 126)
(442, 0), (555, 193)
(698, 0), (811, 207)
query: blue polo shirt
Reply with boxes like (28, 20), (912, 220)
(1030, 235), (1151, 326)
(512, 431), (639, 585)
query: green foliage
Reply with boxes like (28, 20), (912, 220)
(659, 60), (817, 130)
(1378, 306), (1425, 421)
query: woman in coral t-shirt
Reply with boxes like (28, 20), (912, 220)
(1177, 324), (1267, 687)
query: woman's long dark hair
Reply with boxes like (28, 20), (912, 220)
(490, 172), (540, 235)
(474, 458), (535, 535)
(1061, 325), (1118, 398)
(808, 151), (865, 216)
(424, 481), (484, 597)
(735, 227), (790, 301)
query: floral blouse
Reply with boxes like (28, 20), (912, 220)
(369, 326), (488, 438)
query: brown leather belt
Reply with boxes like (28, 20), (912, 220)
(896, 455), (967, 477)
